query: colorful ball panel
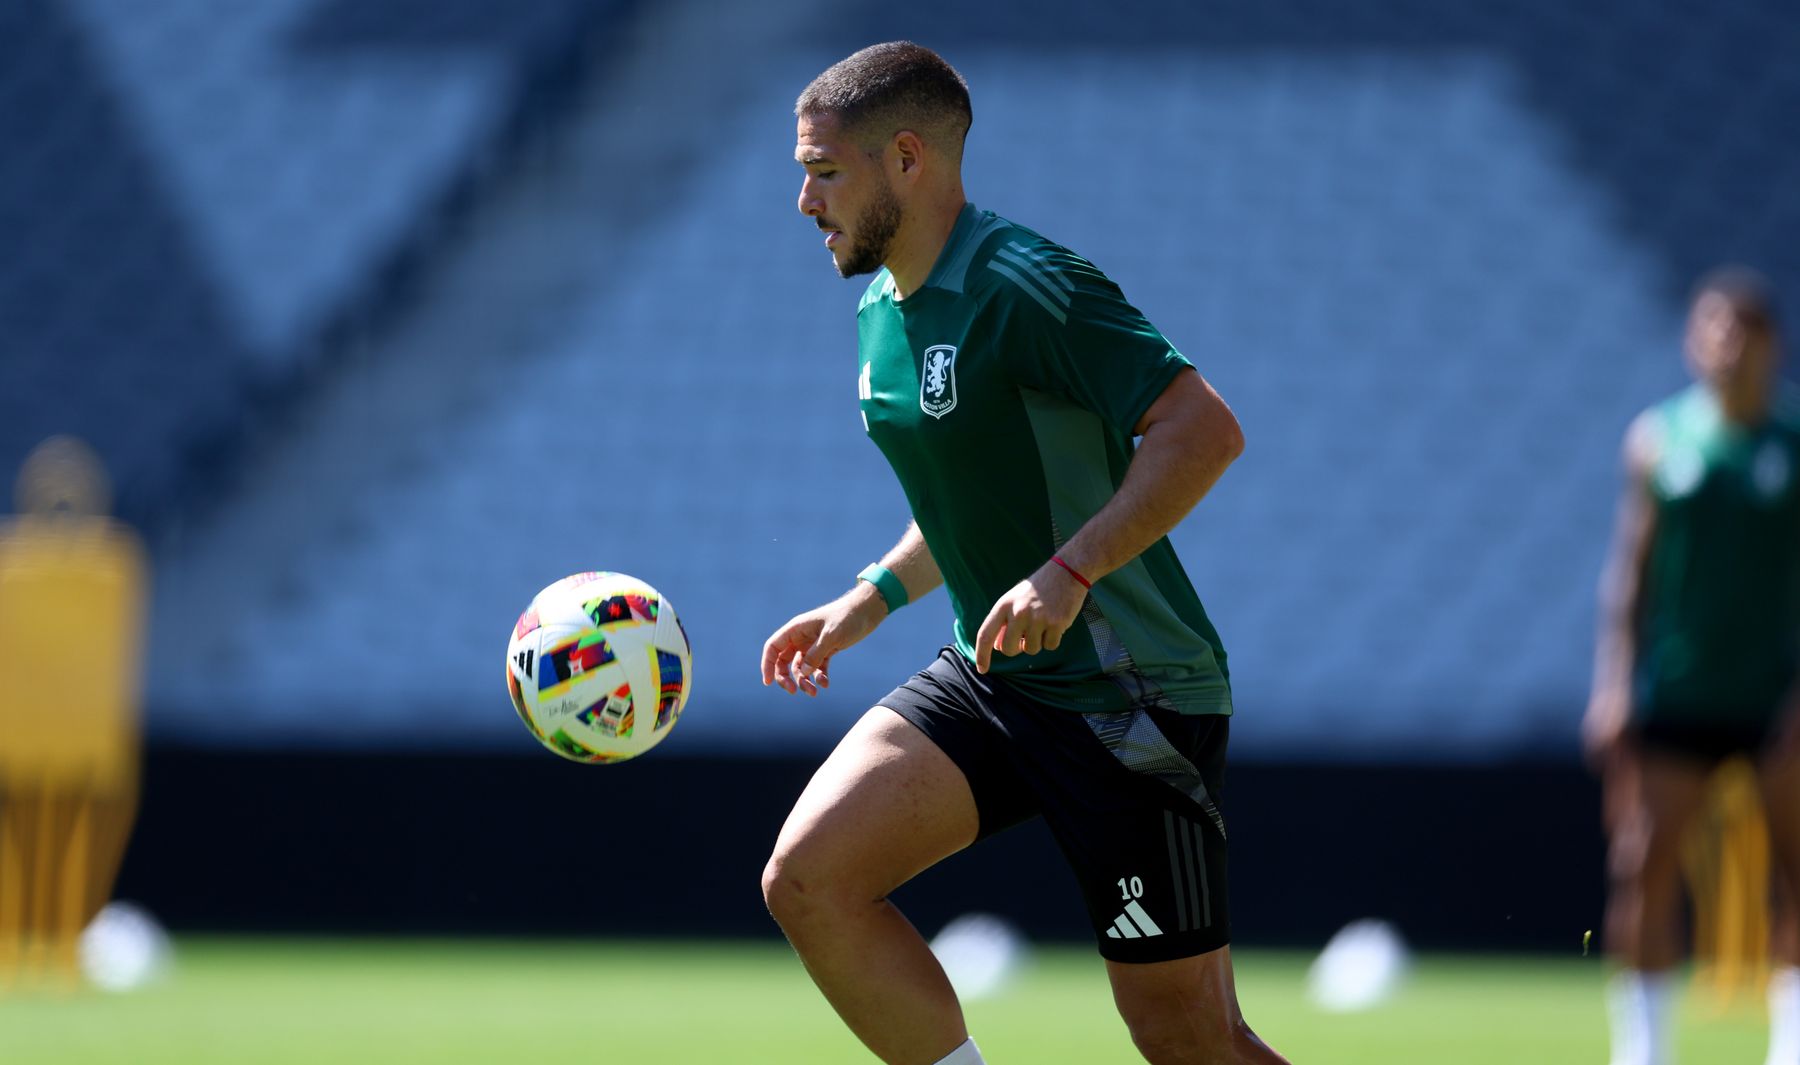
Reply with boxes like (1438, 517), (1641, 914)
(504, 572), (691, 764)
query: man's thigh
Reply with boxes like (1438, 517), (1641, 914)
(768, 706), (981, 900)
(1106, 944), (1246, 1030)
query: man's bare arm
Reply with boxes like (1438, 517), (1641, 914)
(1054, 368), (1244, 585)
(761, 523), (942, 695)
(875, 521), (944, 605)
(1584, 414), (1659, 764)
(974, 367), (1244, 672)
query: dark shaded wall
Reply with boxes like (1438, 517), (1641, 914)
(117, 749), (1604, 951)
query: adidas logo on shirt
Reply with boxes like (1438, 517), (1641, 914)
(1105, 900), (1164, 940)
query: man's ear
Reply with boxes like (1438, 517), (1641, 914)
(892, 129), (925, 179)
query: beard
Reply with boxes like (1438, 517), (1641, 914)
(834, 178), (903, 279)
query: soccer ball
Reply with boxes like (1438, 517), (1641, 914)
(505, 572), (692, 763)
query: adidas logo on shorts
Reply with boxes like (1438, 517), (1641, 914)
(1104, 900), (1164, 940)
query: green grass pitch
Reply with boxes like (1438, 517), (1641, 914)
(0, 938), (1768, 1063)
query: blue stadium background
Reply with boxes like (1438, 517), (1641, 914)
(6, 0), (1798, 946)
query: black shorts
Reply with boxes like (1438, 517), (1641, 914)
(1632, 714), (1781, 765)
(880, 646), (1231, 964)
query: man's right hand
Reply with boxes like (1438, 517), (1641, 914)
(760, 582), (887, 696)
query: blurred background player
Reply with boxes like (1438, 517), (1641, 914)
(0, 437), (148, 991)
(1585, 268), (1800, 1065)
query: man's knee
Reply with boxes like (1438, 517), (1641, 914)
(761, 844), (867, 931)
(760, 848), (812, 927)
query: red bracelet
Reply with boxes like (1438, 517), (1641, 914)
(1050, 555), (1092, 590)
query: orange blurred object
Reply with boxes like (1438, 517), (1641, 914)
(0, 437), (147, 992)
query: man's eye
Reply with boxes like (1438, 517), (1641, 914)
(815, 170), (836, 180)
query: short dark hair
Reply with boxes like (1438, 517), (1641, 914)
(796, 42), (972, 160)
(1695, 265), (1780, 332)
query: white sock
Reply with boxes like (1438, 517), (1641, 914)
(932, 1037), (986, 1065)
(1609, 969), (1674, 1065)
(1768, 967), (1800, 1065)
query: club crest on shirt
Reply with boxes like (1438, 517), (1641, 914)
(1753, 440), (1792, 500)
(920, 345), (958, 419)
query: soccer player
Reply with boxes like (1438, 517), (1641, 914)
(758, 42), (1289, 1065)
(1585, 268), (1800, 1065)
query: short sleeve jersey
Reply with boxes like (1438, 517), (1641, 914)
(856, 203), (1232, 716)
(1637, 384), (1800, 719)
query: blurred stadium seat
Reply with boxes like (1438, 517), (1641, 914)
(0, 0), (620, 520)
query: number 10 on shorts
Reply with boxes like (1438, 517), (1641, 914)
(1117, 876), (1144, 900)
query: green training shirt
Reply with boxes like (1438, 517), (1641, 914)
(856, 203), (1232, 716)
(1638, 383), (1800, 719)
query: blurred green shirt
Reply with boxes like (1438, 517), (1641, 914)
(1638, 383), (1800, 719)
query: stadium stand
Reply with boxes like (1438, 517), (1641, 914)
(0, 0), (624, 523)
(12, 0), (1797, 759)
(0, 0), (253, 525)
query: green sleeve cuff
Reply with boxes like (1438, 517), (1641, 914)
(857, 564), (908, 613)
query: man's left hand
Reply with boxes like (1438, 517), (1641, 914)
(973, 561), (1090, 674)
